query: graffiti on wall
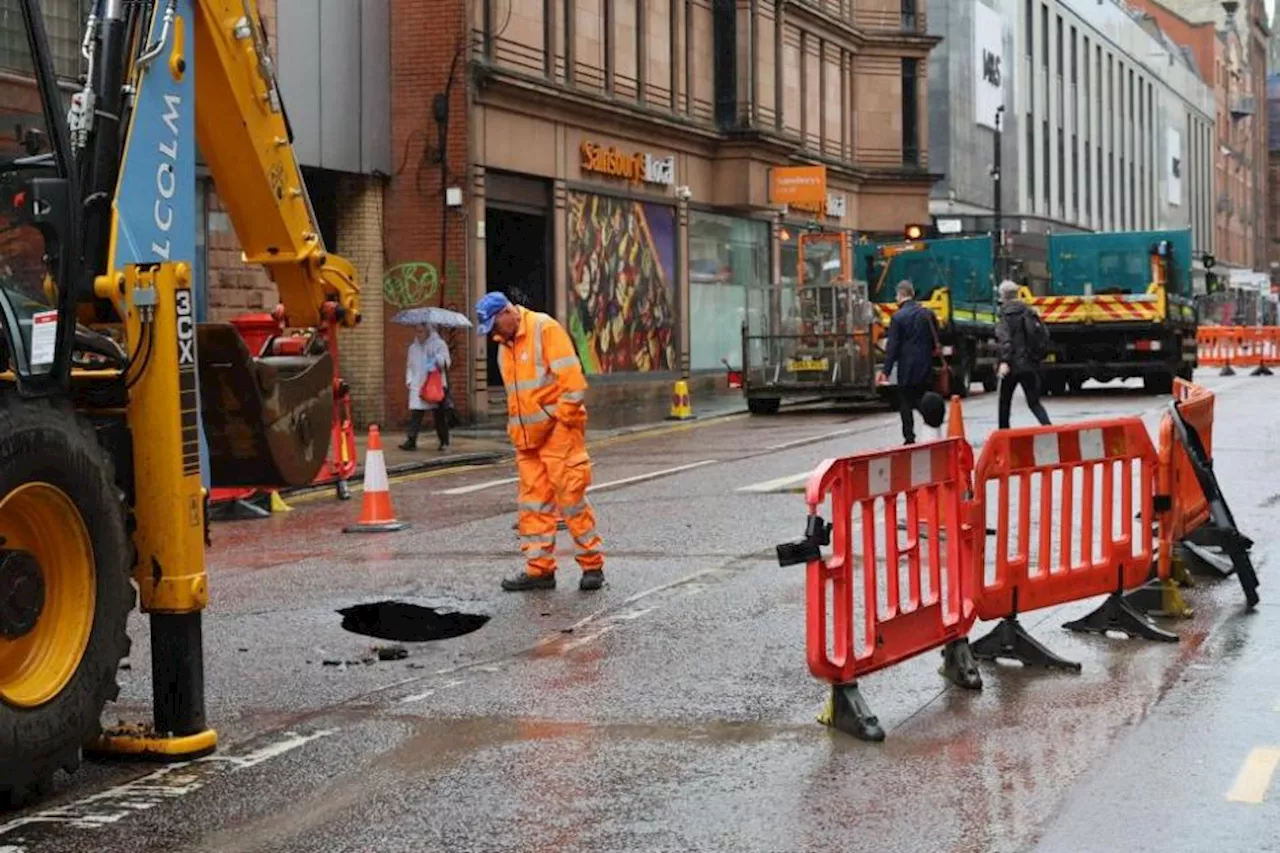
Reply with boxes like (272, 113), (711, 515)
(382, 260), (463, 308)
(567, 192), (677, 374)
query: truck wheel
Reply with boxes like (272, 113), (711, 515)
(1044, 375), (1068, 397)
(1177, 364), (1194, 382)
(0, 396), (134, 808)
(747, 397), (781, 415)
(1143, 373), (1174, 395)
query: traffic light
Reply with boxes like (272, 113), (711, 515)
(904, 223), (926, 241)
(1202, 252), (1216, 270)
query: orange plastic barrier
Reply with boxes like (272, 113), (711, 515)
(1150, 378), (1216, 582)
(1196, 326), (1280, 371)
(969, 418), (1173, 667)
(803, 438), (978, 686)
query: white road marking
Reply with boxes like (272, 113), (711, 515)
(436, 476), (519, 495)
(560, 624), (616, 652)
(1226, 747), (1280, 804)
(0, 730), (333, 841)
(398, 678), (465, 705)
(0, 845), (27, 853)
(766, 427), (861, 451)
(586, 460), (718, 493)
(736, 470), (813, 493)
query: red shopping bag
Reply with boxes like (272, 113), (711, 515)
(419, 370), (445, 404)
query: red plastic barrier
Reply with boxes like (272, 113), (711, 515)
(804, 438), (977, 685)
(972, 418), (1158, 620)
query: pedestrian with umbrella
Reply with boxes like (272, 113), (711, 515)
(393, 307), (471, 452)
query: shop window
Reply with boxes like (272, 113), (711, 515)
(566, 192), (678, 374)
(689, 213), (768, 371)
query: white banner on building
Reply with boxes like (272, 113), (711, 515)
(973, 2), (1005, 130)
(1167, 127), (1182, 207)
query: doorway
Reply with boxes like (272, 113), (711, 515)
(484, 173), (552, 387)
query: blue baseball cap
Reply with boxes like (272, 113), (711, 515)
(475, 291), (512, 335)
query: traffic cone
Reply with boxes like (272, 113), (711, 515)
(946, 395), (967, 442)
(667, 379), (695, 421)
(343, 425), (409, 533)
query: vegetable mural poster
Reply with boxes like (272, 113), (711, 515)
(567, 192), (677, 374)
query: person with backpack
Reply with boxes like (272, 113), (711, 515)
(995, 280), (1052, 429)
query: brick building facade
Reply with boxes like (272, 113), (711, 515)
(389, 0), (941, 426)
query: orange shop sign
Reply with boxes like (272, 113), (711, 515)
(770, 165), (827, 205)
(580, 141), (676, 186)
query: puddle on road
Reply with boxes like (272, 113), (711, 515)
(338, 600), (490, 642)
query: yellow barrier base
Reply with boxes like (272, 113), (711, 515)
(269, 491), (293, 513)
(87, 726), (218, 761)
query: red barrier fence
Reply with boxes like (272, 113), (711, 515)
(804, 439), (977, 685)
(1196, 326), (1280, 372)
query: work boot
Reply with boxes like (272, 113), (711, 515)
(579, 571), (604, 592)
(501, 571), (556, 592)
(399, 438), (416, 451)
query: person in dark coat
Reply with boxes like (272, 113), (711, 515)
(995, 280), (1052, 429)
(880, 280), (938, 444)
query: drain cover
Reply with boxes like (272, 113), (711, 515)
(337, 600), (490, 642)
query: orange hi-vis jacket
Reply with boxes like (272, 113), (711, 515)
(497, 306), (588, 450)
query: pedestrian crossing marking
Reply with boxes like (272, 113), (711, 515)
(1226, 747), (1280, 804)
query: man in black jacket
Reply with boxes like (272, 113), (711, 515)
(995, 280), (1052, 429)
(880, 280), (937, 444)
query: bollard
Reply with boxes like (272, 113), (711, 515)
(666, 379), (695, 421)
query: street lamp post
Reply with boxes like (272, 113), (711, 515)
(992, 105), (1005, 282)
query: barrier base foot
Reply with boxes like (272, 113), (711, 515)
(1063, 593), (1179, 642)
(971, 617), (1082, 671)
(336, 479), (352, 501)
(1123, 578), (1193, 619)
(1180, 541), (1235, 579)
(1252, 364), (1273, 377)
(1220, 364), (1236, 376)
(208, 498), (270, 522)
(818, 682), (885, 742)
(939, 639), (983, 690)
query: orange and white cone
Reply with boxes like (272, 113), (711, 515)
(343, 425), (409, 533)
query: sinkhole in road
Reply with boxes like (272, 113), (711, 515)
(338, 600), (490, 642)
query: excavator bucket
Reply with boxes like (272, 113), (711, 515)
(197, 323), (334, 488)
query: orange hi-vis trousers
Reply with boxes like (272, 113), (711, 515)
(516, 424), (604, 577)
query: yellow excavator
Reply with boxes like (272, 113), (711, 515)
(0, 0), (360, 804)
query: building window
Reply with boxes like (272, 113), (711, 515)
(902, 58), (919, 166)
(1058, 128), (1065, 217)
(1070, 27), (1077, 85)
(1027, 123), (1036, 205)
(1109, 152), (1115, 228)
(1041, 3), (1048, 68)
(1085, 144), (1092, 221)
(1119, 156), (1126, 228)
(1055, 15), (1063, 78)
(1043, 119), (1050, 209)
(689, 213), (769, 371)
(1072, 135), (1079, 218)
(1026, 0), (1034, 59)
(901, 0), (916, 30)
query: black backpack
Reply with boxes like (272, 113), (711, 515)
(1023, 310), (1051, 363)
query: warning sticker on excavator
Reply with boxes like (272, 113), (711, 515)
(29, 310), (57, 367)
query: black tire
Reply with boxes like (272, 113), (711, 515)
(747, 397), (781, 415)
(1043, 375), (1068, 397)
(0, 396), (134, 808)
(981, 372), (998, 393)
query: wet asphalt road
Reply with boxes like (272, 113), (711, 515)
(2, 372), (1277, 853)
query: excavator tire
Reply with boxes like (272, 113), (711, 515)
(0, 395), (134, 808)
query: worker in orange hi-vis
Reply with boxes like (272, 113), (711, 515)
(475, 291), (606, 592)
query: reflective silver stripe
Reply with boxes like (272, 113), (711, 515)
(549, 355), (580, 372)
(521, 541), (556, 554)
(519, 533), (554, 544)
(510, 409), (551, 427)
(514, 373), (555, 392)
(578, 548), (603, 558)
(518, 501), (555, 514)
(532, 317), (545, 372)
(561, 501), (589, 518)
(562, 390), (585, 403)
(572, 527), (599, 547)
